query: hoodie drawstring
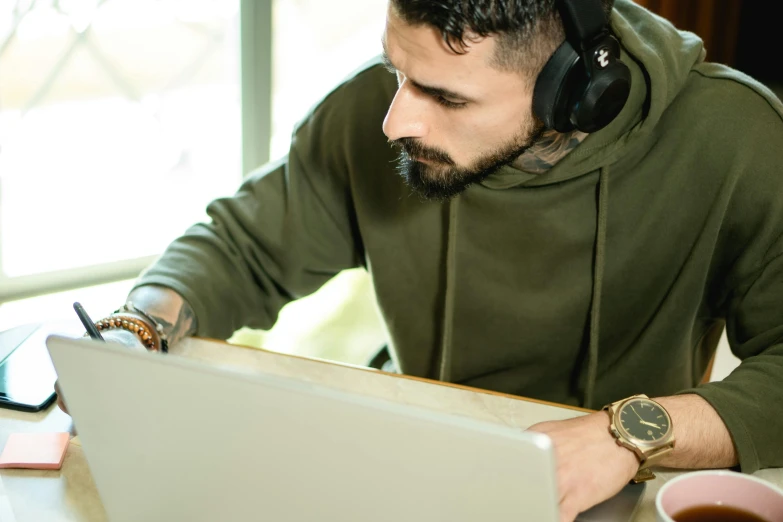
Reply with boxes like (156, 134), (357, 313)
(438, 197), (459, 382)
(584, 166), (610, 409)
(437, 167), (608, 403)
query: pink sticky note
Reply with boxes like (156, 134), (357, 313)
(0, 433), (70, 470)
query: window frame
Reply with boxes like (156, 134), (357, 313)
(0, 0), (273, 304)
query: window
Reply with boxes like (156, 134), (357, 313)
(269, 0), (388, 159)
(1, 0), (389, 361)
(0, 279), (135, 332)
(0, 0), (242, 301)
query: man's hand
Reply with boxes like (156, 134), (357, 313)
(528, 394), (740, 522)
(528, 412), (639, 522)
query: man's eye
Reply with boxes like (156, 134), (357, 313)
(435, 95), (467, 109)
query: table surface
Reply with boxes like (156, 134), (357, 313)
(1, 323), (781, 522)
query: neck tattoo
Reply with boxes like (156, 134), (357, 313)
(513, 129), (588, 173)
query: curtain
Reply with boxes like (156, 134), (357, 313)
(633, 0), (743, 67)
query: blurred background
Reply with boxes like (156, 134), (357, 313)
(0, 0), (779, 374)
(0, 0), (390, 365)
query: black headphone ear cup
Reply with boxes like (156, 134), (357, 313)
(533, 40), (581, 133)
(570, 47), (632, 133)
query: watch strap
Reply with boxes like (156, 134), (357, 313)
(632, 468), (656, 483)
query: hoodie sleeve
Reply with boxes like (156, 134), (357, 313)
(676, 71), (783, 474)
(131, 145), (362, 340)
(129, 64), (396, 339)
(686, 242), (783, 474)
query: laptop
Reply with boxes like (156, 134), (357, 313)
(46, 335), (643, 521)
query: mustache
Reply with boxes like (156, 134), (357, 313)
(390, 138), (455, 166)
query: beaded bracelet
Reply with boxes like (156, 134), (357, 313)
(94, 314), (162, 351)
(115, 301), (169, 353)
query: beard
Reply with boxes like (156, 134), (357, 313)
(391, 119), (546, 201)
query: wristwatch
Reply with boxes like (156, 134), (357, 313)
(602, 394), (676, 483)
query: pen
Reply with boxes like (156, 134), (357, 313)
(73, 302), (105, 341)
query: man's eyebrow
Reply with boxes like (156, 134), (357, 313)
(380, 40), (475, 103)
(409, 80), (474, 104)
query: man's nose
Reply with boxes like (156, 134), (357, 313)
(383, 79), (429, 142)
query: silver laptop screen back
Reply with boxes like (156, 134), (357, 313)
(48, 336), (561, 522)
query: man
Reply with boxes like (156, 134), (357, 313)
(59, 0), (783, 520)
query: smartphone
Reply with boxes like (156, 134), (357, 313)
(0, 323), (57, 412)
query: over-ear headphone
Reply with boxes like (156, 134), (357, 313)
(533, 0), (631, 133)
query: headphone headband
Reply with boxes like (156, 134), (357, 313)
(557, 0), (608, 49)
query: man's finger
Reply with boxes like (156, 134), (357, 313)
(559, 495), (579, 522)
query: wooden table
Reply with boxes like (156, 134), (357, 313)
(1, 325), (781, 521)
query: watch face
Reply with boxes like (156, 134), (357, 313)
(617, 399), (672, 443)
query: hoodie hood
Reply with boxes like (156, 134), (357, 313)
(480, 0), (707, 190)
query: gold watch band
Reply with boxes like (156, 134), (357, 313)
(632, 468), (656, 483)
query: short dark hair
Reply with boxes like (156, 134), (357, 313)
(390, 0), (615, 78)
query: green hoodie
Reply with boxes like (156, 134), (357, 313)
(135, 0), (783, 473)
